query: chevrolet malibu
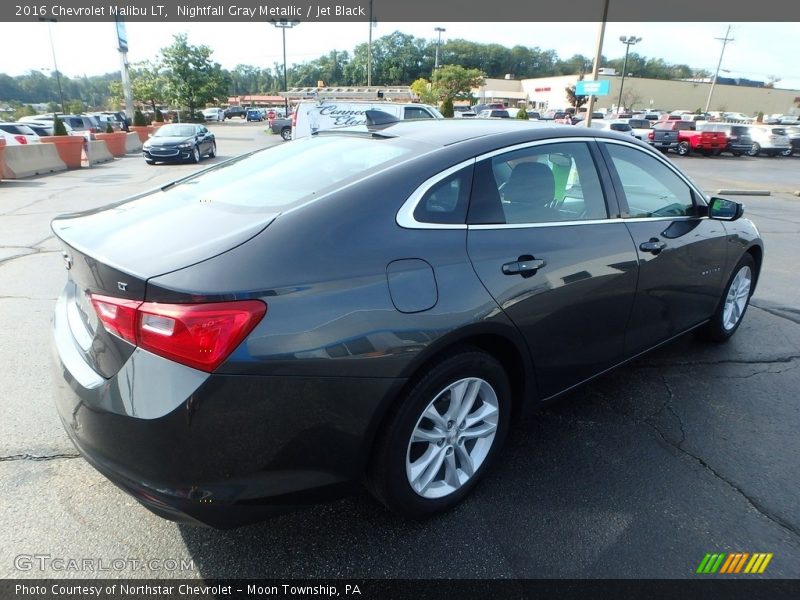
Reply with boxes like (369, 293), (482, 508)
(142, 123), (216, 165)
(51, 119), (763, 527)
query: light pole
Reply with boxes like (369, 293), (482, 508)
(705, 25), (734, 113)
(39, 17), (66, 114)
(272, 19), (299, 114)
(616, 35), (641, 113)
(434, 27), (446, 73)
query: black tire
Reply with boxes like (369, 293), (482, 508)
(191, 145), (201, 163)
(701, 149), (713, 157)
(698, 254), (756, 342)
(281, 127), (292, 141)
(676, 141), (691, 156)
(732, 151), (743, 157)
(781, 148), (793, 157)
(145, 159), (155, 165)
(368, 348), (511, 518)
(747, 142), (761, 157)
(208, 141), (216, 158)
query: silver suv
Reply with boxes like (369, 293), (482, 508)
(747, 126), (791, 157)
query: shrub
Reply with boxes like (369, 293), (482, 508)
(440, 98), (454, 118)
(154, 108), (164, 123)
(516, 108), (529, 120)
(105, 122), (114, 134)
(133, 109), (147, 126)
(53, 114), (68, 136)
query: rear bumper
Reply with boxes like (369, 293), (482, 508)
(51, 292), (405, 528)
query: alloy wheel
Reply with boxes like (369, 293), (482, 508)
(722, 265), (752, 331)
(405, 377), (499, 499)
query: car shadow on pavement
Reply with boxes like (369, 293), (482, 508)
(177, 308), (800, 578)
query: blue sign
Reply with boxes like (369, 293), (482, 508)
(575, 80), (610, 96)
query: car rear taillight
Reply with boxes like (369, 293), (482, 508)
(89, 295), (267, 372)
(90, 295), (141, 344)
(648, 130), (654, 141)
(14, 135), (27, 144)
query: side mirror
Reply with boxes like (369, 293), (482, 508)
(708, 197), (744, 221)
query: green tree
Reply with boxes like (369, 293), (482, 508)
(52, 114), (68, 136)
(130, 60), (168, 113)
(133, 109), (147, 126)
(160, 34), (229, 116)
(440, 97), (454, 118)
(432, 65), (485, 102)
(13, 104), (37, 120)
(65, 99), (86, 114)
(410, 77), (437, 104)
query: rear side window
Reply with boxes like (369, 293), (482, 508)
(404, 107), (433, 120)
(610, 124), (632, 132)
(413, 166), (473, 225)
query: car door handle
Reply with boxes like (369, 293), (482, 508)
(639, 238), (666, 254)
(502, 257), (546, 277)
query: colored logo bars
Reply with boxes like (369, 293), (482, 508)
(696, 552), (773, 574)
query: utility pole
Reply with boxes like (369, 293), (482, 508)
(705, 25), (734, 114)
(616, 35), (642, 113)
(39, 18), (66, 114)
(272, 19), (299, 114)
(367, 0), (373, 86)
(434, 27), (446, 73)
(585, 0), (610, 128)
(114, 18), (135, 123)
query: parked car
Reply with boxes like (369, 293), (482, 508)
(0, 122), (41, 144)
(19, 120), (76, 137)
(782, 126), (800, 156)
(246, 109), (264, 122)
(722, 112), (754, 124)
(471, 103), (506, 115)
(89, 112), (127, 131)
(650, 120), (727, 156)
(698, 123), (753, 156)
(623, 118), (653, 142)
(577, 119), (635, 136)
(477, 109), (511, 119)
(202, 108), (225, 122)
(269, 116), (293, 141)
(21, 114), (99, 137)
(224, 106), (248, 120)
(51, 120), (763, 528)
(746, 126), (791, 157)
(141, 123), (216, 164)
(453, 106), (476, 118)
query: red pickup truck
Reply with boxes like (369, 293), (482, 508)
(649, 120), (728, 156)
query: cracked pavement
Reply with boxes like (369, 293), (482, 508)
(1, 130), (799, 579)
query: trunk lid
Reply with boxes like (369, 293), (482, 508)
(52, 176), (279, 378)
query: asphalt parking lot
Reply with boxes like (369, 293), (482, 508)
(0, 124), (798, 579)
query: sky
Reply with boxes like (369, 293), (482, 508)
(2, 21), (799, 90)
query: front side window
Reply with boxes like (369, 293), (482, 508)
(468, 142), (608, 225)
(604, 143), (696, 218)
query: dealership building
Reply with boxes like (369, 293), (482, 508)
(474, 74), (800, 115)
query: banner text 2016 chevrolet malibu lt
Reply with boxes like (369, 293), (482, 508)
(51, 120), (763, 528)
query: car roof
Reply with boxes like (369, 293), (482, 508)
(322, 119), (642, 148)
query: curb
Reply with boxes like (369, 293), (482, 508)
(716, 189), (771, 196)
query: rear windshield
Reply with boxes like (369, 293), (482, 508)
(628, 120), (650, 129)
(164, 135), (415, 211)
(0, 124), (33, 135)
(610, 123), (632, 132)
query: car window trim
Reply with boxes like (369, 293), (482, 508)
(397, 136), (628, 230)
